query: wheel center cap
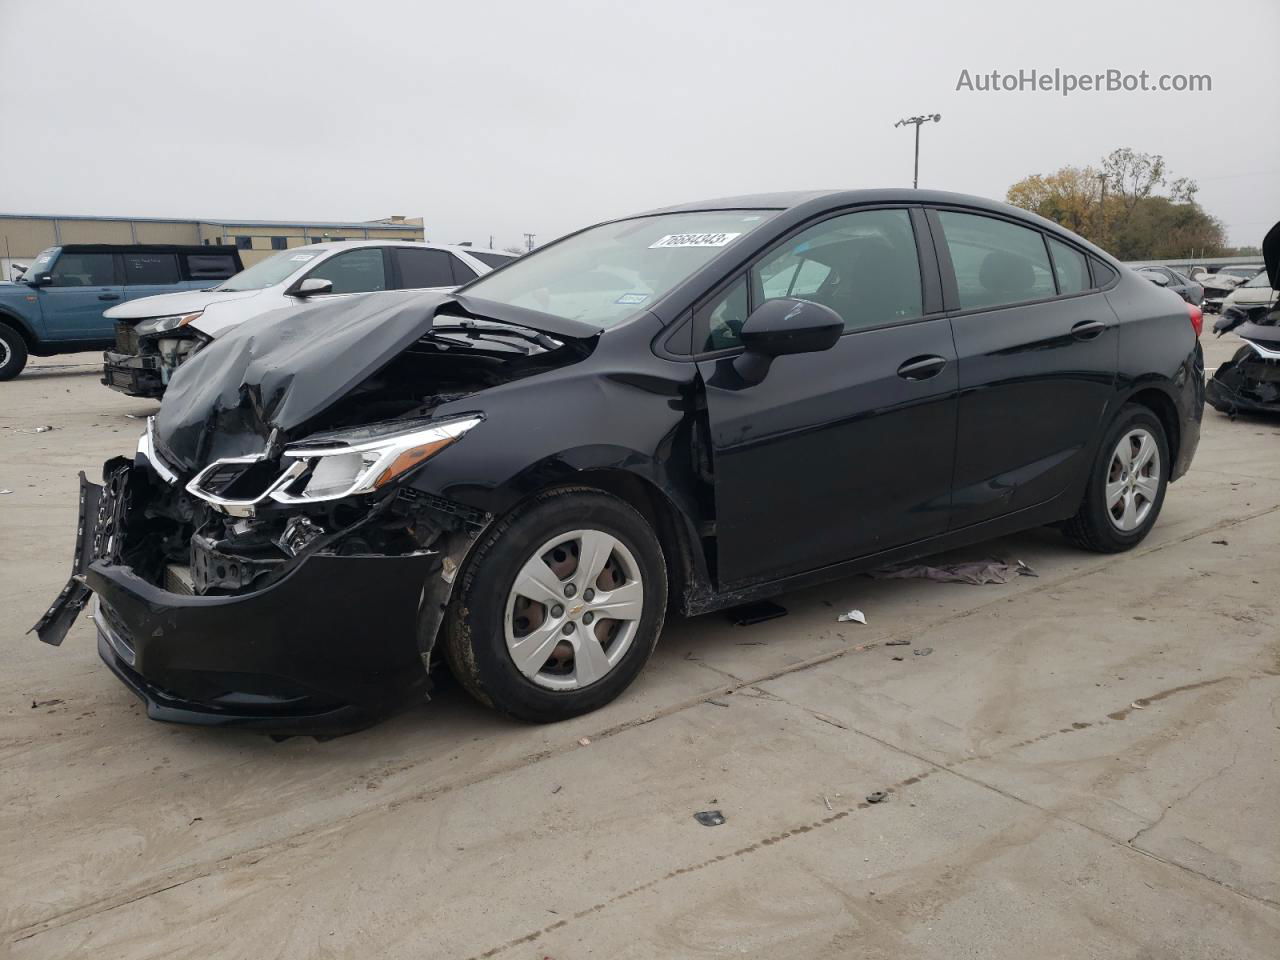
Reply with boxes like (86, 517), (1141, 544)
(569, 602), (585, 617)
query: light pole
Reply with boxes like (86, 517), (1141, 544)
(894, 113), (942, 189)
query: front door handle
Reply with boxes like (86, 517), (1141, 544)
(897, 355), (947, 381)
(1070, 319), (1106, 340)
(98, 293), (120, 301)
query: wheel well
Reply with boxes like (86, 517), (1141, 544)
(0, 313), (35, 351)
(1127, 388), (1180, 467)
(539, 470), (704, 611)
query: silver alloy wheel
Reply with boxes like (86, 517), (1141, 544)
(504, 529), (644, 690)
(1105, 427), (1161, 532)
(0, 337), (10, 369)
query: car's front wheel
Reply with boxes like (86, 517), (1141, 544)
(442, 487), (667, 722)
(1063, 404), (1169, 552)
(0, 324), (29, 381)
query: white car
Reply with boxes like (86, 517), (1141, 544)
(102, 239), (516, 397)
(1221, 268), (1277, 312)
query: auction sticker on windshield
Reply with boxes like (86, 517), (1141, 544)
(649, 232), (742, 249)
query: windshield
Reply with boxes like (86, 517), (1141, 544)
(1243, 270), (1272, 288)
(21, 248), (58, 281)
(215, 248), (320, 292)
(461, 211), (777, 327)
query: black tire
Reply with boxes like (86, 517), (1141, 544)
(0, 324), (29, 381)
(1063, 404), (1169, 553)
(442, 486), (667, 722)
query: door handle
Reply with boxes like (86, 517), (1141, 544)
(1070, 319), (1105, 340)
(98, 293), (120, 301)
(897, 355), (947, 381)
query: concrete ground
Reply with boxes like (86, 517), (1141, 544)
(2, 337), (1277, 959)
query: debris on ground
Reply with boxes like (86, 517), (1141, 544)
(892, 656), (904, 661)
(885, 638), (910, 646)
(577, 737), (591, 747)
(705, 698), (730, 708)
(30, 425), (55, 433)
(0, 489), (11, 495)
(31, 698), (65, 708)
(838, 609), (867, 624)
(551, 785), (562, 794)
(724, 600), (787, 625)
(914, 647), (933, 657)
(822, 795), (832, 811)
(869, 558), (1037, 585)
(1212, 539), (1229, 545)
(866, 791), (887, 804)
(189, 817), (203, 825)
(694, 810), (726, 826)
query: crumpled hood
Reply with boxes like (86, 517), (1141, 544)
(154, 290), (454, 472)
(104, 287), (263, 320)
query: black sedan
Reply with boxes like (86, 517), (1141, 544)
(34, 189), (1205, 733)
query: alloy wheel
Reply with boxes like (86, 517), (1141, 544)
(0, 338), (10, 369)
(504, 529), (644, 690)
(1105, 427), (1161, 532)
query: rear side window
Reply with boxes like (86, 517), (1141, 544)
(1046, 238), (1090, 295)
(184, 253), (238, 280)
(936, 211), (1055, 310)
(392, 248), (456, 288)
(49, 253), (116, 286)
(1090, 258), (1118, 287)
(308, 248), (387, 294)
(450, 256), (478, 284)
(123, 253), (180, 285)
(468, 251), (516, 269)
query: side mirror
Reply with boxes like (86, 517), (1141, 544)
(734, 297), (843, 384)
(291, 277), (333, 298)
(28, 271), (53, 287)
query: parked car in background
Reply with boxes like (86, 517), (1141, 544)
(1207, 224), (1279, 414)
(102, 240), (516, 397)
(1136, 265), (1204, 305)
(1200, 265), (1264, 313)
(35, 189), (1204, 734)
(0, 244), (241, 380)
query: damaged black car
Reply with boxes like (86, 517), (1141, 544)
(1207, 221), (1280, 416)
(34, 190), (1204, 733)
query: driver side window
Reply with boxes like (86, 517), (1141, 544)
(699, 208), (923, 350)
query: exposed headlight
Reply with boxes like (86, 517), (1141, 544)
(271, 416), (484, 504)
(135, 312), (203, 336)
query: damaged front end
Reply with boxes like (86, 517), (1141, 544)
(32, 418), (488, 733)
(36, 290), (596, 733)
(102, 315), (208, 399)
(1207, 222), (1280, 417)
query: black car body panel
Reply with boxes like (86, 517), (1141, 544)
(34, 189), (1205, 733)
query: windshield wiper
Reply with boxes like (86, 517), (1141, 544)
(428, 318), (561, 351)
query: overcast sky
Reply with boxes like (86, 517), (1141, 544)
(3, 0), (1276, 249)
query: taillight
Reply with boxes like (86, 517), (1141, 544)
(1187, 302), (1203, 338)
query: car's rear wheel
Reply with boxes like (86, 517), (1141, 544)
(0, 324), (29, 381)
(442, 487), (667, 722)
(1063, 405), (1169, 553)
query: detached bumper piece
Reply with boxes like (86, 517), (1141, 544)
(1207, 349), (1280, 415)
(35, 463), (444, 735)
(102, 350), (164, 398)
(88, 550), (439, 735)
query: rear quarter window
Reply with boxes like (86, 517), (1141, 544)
(184, 254), (239, 280)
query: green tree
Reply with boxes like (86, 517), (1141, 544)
(1006, 148), (1226, 260)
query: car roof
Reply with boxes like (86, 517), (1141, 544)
(639, 188), (1117, 261)
(285, 239), (508, 256)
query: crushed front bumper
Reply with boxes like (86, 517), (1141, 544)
(36, 470), (444, 735)
(102, 350), (164, 398)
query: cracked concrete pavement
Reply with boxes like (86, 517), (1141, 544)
(2, 337), (1278, 958)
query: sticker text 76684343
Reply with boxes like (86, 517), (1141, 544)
(649, 233), (742, 249)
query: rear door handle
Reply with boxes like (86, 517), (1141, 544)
(98, 293), (120, 301)
(896, 355), (947, 381)
(1070, 319), (1106, 340)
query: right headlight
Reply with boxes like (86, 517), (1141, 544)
(271, 416), (484, 504)
(135, 312), (203, 336)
